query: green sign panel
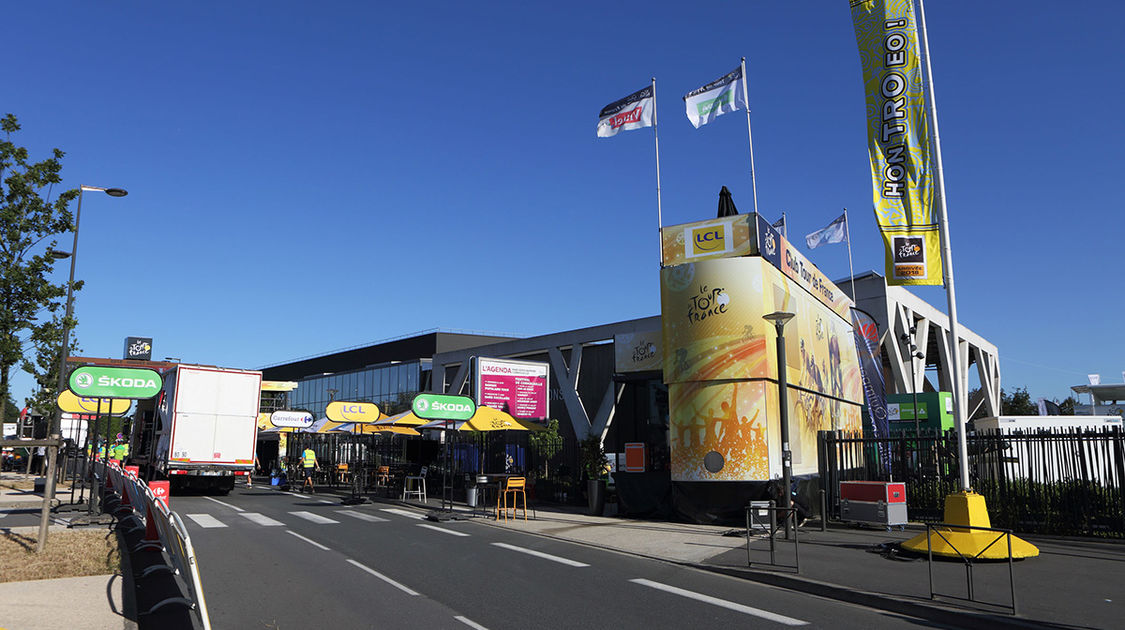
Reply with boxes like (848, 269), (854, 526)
(412, 393), (475, 421)
(69, 366), (163, 400)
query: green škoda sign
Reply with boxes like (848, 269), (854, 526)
(412, 393), (475, 421)
(69, 365), (163, 399)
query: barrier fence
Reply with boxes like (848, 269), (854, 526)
(818, 427), (1125, 538)
(102, 460), (212, 630)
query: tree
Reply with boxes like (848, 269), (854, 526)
(999, 386), (1037, 416)
(0, 114), (79, 425)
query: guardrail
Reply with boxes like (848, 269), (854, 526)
(103, 460), (212, 630)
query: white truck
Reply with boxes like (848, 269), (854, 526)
(132, 364), (261, 494)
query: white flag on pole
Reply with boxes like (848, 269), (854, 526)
(805, 213), (848, 249)
(683, 65), (746, 129)
(597, 86), (655, 138)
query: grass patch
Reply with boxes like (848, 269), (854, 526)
(0, 528), (119, 583)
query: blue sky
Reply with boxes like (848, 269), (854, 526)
(6, 1), (1122, 407)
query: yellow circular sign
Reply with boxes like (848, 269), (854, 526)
(325, 401), (382, 423)
(57, 389), (132, 415)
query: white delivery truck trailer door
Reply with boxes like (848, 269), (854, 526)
(169, 367), (261, 465)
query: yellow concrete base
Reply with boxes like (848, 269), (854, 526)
(901, 492), (1039, 559)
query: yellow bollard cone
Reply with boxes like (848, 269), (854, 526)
(901, 492), (1039, 559)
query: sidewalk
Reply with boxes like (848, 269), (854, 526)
(386, 490), (1122, 630)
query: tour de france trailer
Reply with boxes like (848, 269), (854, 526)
(131, 364), (261, 494)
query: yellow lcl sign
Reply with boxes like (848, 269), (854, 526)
(325, 401), (382, 424)
(57, 389), (131, 415)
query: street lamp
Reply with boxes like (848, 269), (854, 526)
(763, 311), (795, 536)
(44, 185), (127, 536)
(898, 327), (926, 436)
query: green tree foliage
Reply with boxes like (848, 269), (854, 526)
(1000, 386), (1038, 415)
(0, 114), (79, 423)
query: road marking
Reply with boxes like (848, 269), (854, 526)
(381, 508), (425, 520)
(186, 513), (227, 528)
(336, 510), (388, 523)
(286, 530), (330, 551)
(454, 615), (489, 630)
(490, 543), (589, 567)
(316, 499), (335, 504)
(417, 523), (469, 537)
(203, 496), (244, 512)
(346, 559), (420, 596)
(289, 511), (339, 525)
(240, 512), (284, 527)
(628, 579), (808, 626)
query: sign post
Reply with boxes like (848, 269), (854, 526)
(412, 394), (476, 512)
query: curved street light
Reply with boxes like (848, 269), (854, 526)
(41, 185), (128, 547)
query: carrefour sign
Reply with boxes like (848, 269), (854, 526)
(326, 401), (381, 424)
(270, 410), (314, 429)
(412, 393), (475, 421)
(69, 366), (163, 400)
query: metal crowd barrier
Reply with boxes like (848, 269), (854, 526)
(745, 500), (800, 573)
(104, 461), (213, 630)
(925, 522), (1018, 615)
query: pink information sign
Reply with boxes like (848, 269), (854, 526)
(476, 357), (549, 420)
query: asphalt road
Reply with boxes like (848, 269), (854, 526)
(170, 486), (938, 630)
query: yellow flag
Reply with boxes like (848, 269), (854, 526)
(851, 0), (943, 285)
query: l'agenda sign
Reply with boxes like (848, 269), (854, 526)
(69, 365), (163, 400)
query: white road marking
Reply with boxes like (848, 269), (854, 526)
(286, 530), (330, 551)
(490, 542), (588, 567)
(417, 523), (469, 537)
(186, 513), (227, 528)
(316, 499), (335, 504)
(346, 559), (420, 596)
(289, 511), (339, 524)
(628, 578), (808, 626)
(380, 508), (425, 520)
(336, 510), (388, 523)
(203, 496), (243, 512)
(240, 512), (284, 527)
(454, 615), (490, 629)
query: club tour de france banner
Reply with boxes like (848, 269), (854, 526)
(851, 0), (942, 285)
(661, 215), (863, 482)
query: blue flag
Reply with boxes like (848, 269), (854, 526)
(805, 213), (847, 249)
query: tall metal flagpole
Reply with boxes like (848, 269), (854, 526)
(916, 0), (968, 491)
(843, 208), (857, 303)
(740, 58), (759, 215)
(652, 77), (665, 267)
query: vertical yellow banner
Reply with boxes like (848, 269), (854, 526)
(851, 0), (943, 285)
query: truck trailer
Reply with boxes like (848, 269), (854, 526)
(131, 364), (261, 494)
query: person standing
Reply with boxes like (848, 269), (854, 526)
(301, 447), (319, 493)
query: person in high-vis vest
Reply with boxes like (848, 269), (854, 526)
(301, 448), (319, 493)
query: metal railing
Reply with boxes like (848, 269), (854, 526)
(925, 522), (1017, 615)
(104, 461), (212, 630)
(745, 501), (800, 573)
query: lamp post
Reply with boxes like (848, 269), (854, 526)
(763, 311), (795, 536)
(40, 186), (127, 545)
(898, 327), (926, 436)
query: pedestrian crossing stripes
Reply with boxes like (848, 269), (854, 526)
(337, 510), (388, 523)
(417, 523), (469, 537)
(380, 508), (425, 520)
(240, 512), (284, 526)
(186, 513), (228, 528)
(289, 511), (339, 524)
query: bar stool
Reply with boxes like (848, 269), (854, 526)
(402, 466), (427, 502)
(499, 476), (528, 521)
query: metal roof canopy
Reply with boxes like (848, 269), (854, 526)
(1071, 383), (1125, 403)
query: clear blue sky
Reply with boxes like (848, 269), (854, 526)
(7, 1), (1123, 408)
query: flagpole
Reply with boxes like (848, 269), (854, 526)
(652, 77), (665, 267)
(740, 57), (759, 215)
(916, 0), (968, 491)
(843, 208), (856, 302)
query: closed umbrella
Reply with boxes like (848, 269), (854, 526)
(716, 185), (739, 217)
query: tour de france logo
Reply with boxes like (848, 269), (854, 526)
(763, 230), (777, 257)
(687, 285), (730, 324)
(74, 372), (93, 390)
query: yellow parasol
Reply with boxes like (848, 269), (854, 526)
(374, 410), (428, 427)
(418, 406), (547, 432)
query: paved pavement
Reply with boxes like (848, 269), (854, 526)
(2, 475), (1121, 629)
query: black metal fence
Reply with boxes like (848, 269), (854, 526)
(818, 427), (1125, 538)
